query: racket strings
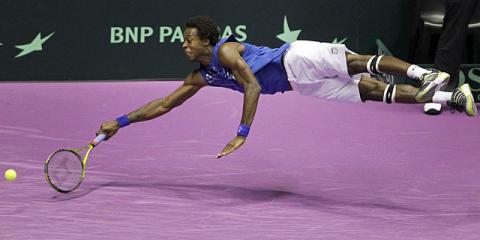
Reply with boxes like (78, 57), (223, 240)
(47, 150), (83, 191)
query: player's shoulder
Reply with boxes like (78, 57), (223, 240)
(217, 36), (245, 55)
(218, 41), (244, 53)
(217, 42), (245, 66)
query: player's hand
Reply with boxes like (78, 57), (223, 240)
(217, 136), (246, 159)
(96, 120), (120, 140)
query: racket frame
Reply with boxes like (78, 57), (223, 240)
(44, 148), (85, 193)
(44, 134), (105, 193)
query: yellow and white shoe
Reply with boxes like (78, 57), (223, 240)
(447, 84), (477, 117)
(415, 71), (450, 103)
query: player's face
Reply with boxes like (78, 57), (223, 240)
(182, 28), (209, 62)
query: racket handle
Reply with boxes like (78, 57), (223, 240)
(91, 134), (107, 147)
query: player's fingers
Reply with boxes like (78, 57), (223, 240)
(216, 149), (228, 158)
(218, 145), (239, 158)
(226, 144), (236, 153)
(216, 151), (227, 158)
(217, 144), (233, 158)
(217, 152), (229, 159)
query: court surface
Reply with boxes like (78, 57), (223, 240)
(1, 81), (480, 240)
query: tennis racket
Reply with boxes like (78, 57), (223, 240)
(44, 134), (106, 193)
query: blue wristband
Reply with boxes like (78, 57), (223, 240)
(116, 115), (130, 128)
(237, 124), (250, 137)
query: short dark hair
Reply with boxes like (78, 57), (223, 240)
(185, 16), (220, 46)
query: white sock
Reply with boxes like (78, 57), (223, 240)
(432, 91), (452, 105)
(407, 65), (432, 79)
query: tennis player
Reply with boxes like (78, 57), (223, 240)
(97, 16), (477, 158)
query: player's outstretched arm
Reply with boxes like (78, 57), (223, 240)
(216, 42), (262, 158)
(96, 71), (206, 140)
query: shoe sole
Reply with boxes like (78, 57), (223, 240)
(461, 84), (478, 117)
(415, 72), (450, 103)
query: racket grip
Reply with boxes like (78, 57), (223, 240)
(92, 134), (107, 147)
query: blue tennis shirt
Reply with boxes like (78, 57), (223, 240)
(199, 36), (291, 94)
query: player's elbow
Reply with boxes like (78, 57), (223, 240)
(159, 100), (176, 112)
(244, 82), (261, 94)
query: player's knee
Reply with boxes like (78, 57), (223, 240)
(359, 76), (387, 102)
(346, 54), (371, 75)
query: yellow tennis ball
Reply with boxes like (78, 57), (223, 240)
(4, 169), (17, 182)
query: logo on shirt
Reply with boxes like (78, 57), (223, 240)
(204, 66), (236, 86)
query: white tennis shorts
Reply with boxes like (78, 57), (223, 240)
(283, 41), (363, 102)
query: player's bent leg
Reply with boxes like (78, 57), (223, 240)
(346, 53), (449, 102)
(358, 75), (418, 103)
(346, 53), (411, 76)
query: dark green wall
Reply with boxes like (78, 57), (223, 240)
(1, 0), (416, 80)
